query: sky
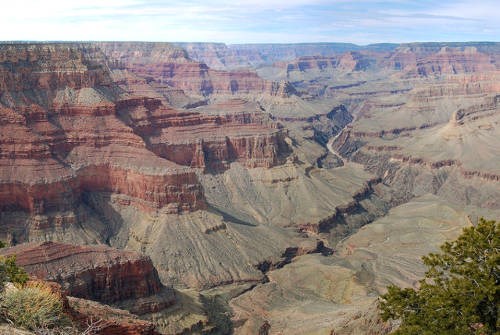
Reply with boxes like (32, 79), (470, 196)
(0, 0), (498, 44)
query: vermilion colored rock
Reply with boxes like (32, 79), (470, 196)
(69, 296), (161, 335)
(0, 241), (175, 315)
(97, 42), (286, 96)
(1, 40), (498, 335)
(0, 43), (288, 240)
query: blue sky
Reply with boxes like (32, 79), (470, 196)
(0, 0), (498, 44)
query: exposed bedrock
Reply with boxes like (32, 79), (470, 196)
(0, 43), (112, 95)
(0, 43), (293, 246)
(283, 52), (375, 75)
(97, 41), (294, 98)
(1, 41), (498, 334)
(230, 195), (472, 335)
(68, 296), (162, 335)
(331, 99), (500, 212)
(116, 97), (290, 171)
(0, 44), (205, 212)
(310, 104), (353, 146)
(0, 166), (203, 214)
(384, 45), (498, 76)
(0, 241), (176, 315)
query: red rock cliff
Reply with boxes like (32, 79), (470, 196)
(383, 44), (498, 76)
(97, 41), (284, 97)
(0, 43), (290, 244)
(0, 241), (176, 314)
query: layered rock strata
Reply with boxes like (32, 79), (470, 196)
(69, 296), (161, 335)
(0, 43), (290, 243)
(117, 97), (289, 171)
(97, 42), (290, 97)
(0, 43), (205, 219)
(0, 241), (175, 315)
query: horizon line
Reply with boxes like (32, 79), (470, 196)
(1, 40), (499, 47)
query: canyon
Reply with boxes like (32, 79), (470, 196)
(0, 41), (498, 334)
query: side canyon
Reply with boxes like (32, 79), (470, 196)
(0, 41), (498, 334)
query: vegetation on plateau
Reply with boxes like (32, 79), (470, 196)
(379, 218), (499, 334)
(1, 281), (66, 330)
(0, 242), (67, 331)
(0, 254), (29, 287)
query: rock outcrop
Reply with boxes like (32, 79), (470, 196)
(382, 43), (499, 76)
(0, 43), (205, 219)
(117, 97), (290, 171)
(0, 43), (291, 243)
(1, 41), (499, 335)
(0, 241), (175, 315)
(69, 296), (161, 335)
(283, 52), (374, 74)
(97, 42), (284, 97)
(231, 195), (471, 335)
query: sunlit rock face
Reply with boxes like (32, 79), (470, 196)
(0, 41), (499, 335)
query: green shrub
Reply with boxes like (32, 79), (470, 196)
(0, 255), (29, 286)
(379, 218), (499, 334)
(1, 281), (66, 330)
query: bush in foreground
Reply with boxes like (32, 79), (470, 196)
(1, 281), (66, 330)
(379, 218), (499, 334)
(0, 255), (29, 287)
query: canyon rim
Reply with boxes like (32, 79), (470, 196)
(0, 1), (499, 334)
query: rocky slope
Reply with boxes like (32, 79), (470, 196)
(0, 43), (291, 246)
(0, 43), (313, 304)
(97, 42), (288, 98)
(68, 296), (161, 335)
(0, 43), (207, 244)
(332, 78), (500, 215)
(231, 195), (472, 335)
(1, 41), (499, 334)
(0, 41), (371, 295)
(0, 241), (175, 315)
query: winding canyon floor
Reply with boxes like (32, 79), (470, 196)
(0, 42), (499, 334)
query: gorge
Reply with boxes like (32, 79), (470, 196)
(0, 41), (498, 334)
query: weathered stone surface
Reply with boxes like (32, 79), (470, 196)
(0, 43), (291, 245)
(68, 296), (161, 335)
(282, 52), (374, 74)
(97, 42), (285, 97)
(1, 41), (499, 334)
(0, 241), (175, 314)
(117, 98), (290, 171)
(383, 44), (498, 76)
(0, 43), (205, 218)
(231, 195), (471, 335)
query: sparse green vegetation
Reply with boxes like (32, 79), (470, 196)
(0, 281), (66, 330)
(0, 255), (29, 287)
(0, 239), (29, 287)
(379, 218), (499, 334)
(0, 244), (66, 331)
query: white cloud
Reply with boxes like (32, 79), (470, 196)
(429, 0), (499, 21)
(0, 0), (498, 43)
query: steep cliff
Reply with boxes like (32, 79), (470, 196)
(1, 41), (499, 335)
(117, 97), (290, 171)
(0, 45), (206, 246)
(283, 52), (375, 74)
(382, 43), (499, 76)
(0, 43), (291, 245)
(97, 42), (283, 97)
(0, 241), (175, 315)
